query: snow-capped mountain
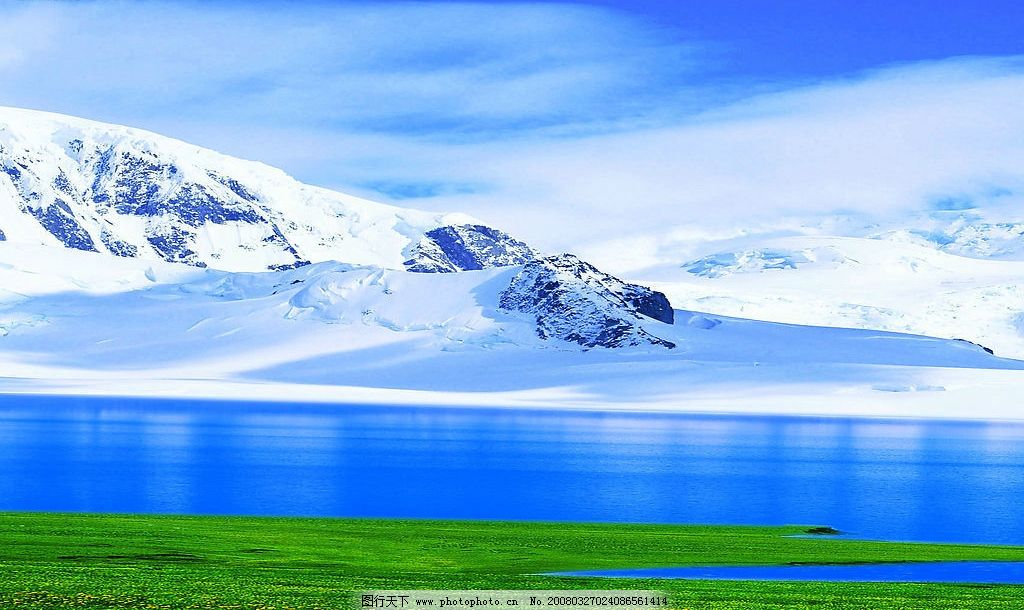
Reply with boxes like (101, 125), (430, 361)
(0, 107), (694, 352)
(0, 107), (535, 272)
(878, 221), (1024, 260)
(682, 247), (843, 278)
(1, 107), (1023, 416)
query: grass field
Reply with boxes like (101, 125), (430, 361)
(2, 513), (1024, 609)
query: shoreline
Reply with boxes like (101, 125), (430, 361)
(2, 513), (1024, 609)
(0, 510), (1009, 547)
(2, 368), (1024, 422)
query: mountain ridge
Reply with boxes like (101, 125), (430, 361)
(0, 106), (479, 272)
(1, 106), (1022, 413)
(0, 107), (684, 350)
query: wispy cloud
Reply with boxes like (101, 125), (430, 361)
(2, 2), (1024, 273)
(380, 57), (1024, 264)
(0, 1), (702, 136)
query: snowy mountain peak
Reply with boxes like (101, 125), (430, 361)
(683, 246), (854, 278)
(500, 254), (676, 349)
(0, 106), (478, 272)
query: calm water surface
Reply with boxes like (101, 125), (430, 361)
(554, 562), (1024, 583)
(2, 395), (1024, 545)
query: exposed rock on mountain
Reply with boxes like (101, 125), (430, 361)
(404, 224), (535, 273)
(499, 254), (676, 349)
(0, 107), (472, 272)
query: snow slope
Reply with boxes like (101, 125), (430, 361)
(3, 107), (1024, 418)
(0, 106), (483, 271)
(1, 243), (1022, 419)
(636, 234), (1024, 360)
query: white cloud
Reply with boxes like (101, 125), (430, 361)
(0, 2), (698, 131)
(397, 57), (1024, 269)
(2, 3), (1023, 274)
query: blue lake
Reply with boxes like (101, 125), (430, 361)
(554, 561), (1024, 583)
(2, 395), (1024, 546)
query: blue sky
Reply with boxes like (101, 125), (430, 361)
(1, 1), (1023, 261)
(579, 0), (1023, 78)
(5, 1), (1019, 139)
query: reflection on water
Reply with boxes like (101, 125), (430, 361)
(1, 395), (1024, 544)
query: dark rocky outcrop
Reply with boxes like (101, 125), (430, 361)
(499, 254), (676, 349)
(404, 224), (535, 273)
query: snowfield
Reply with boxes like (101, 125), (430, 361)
(636, 235), (1024, 361)
(1, 242), (1023, 420)
(3, 106), (1024, 420)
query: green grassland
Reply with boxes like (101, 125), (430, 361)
(2, 513), (1024, 609)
